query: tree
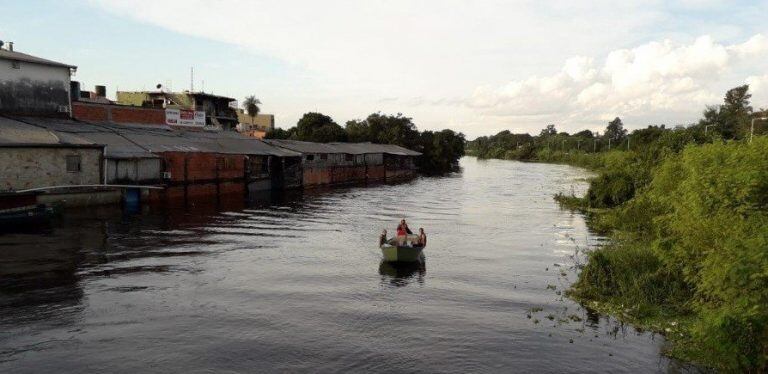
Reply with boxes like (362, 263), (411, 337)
(574, 130), (594, 138)
(539, 124), (557, 137)
(697, 85), (754, 140)
(264, 127), (294, 139)
(344, 113), (419, 149)
(720, 85), (752, 139)
(242, 96), (261, 122)
(295, 112), (346, 142)
(604, 117), (627, 143)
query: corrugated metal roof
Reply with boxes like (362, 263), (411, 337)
(0, 116), (95, 147)
(13, 117), (300, 158)
(326, 142), (422, 156)
(366, 143), (422, 156)
(265, 139), (421, 156)
(0, 49), (76, 69)
(264, 139), (343, 154)
(12, 117), (156, 158)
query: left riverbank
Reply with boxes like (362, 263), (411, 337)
(1, 43), (461, 217)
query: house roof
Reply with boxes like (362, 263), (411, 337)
(265, 139), (422, 156)
(0, 49), (76, 69)
(264, 139), (344, 154)
(11, 117), (300, 159)
(0, 116), (98, 148)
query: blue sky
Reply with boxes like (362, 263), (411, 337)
(1, 0), (766, 138)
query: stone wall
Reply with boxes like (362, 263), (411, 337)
(0, 146), (103, 191)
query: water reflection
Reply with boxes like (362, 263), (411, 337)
(379, 260), (426, 287)
(0, 158), (693, 373)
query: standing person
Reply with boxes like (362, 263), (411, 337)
(417, 228), (427, 247)
(396, 220), (408, 246)
(399, 219), (413, 235)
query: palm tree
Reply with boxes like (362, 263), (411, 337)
(243, 96), (261, 124)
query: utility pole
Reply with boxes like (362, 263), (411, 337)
(577, 140), (581, 150)
(750, 117), (768, 143)
(608, 138), (612, 150)
(190, 66), (194, 92)
(593, 139), (598, 152)
(627, 136), (630, 150)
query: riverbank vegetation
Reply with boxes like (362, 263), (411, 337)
(470, 85), (768, 371)
(266, 112), (465, 174)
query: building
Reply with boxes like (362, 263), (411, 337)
(116, 90), (238, 130)
(237, 111), (274, 139)
(265, 140), (421, 188)
(0, 116), (115, 208)
(0, 41), (76, 117)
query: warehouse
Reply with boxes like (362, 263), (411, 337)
(265, 140), (421, 187)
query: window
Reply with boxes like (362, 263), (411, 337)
(320, 154), (328, 161)
(306, 155), (315, 161)
(66, 155), (81, 172)
(345, 154), (354, 162)
(220, 157), (236, 170)
(11, 61), (20, 69)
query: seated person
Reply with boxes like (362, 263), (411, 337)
(417, 228), (427, 247)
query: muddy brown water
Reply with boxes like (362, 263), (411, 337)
(0, 157), (696, 373)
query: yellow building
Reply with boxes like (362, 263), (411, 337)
(237, 111), (274, 139)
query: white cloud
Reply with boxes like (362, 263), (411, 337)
(468, 34), (768, 133)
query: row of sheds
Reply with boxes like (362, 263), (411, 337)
(0, 117), (422, 196)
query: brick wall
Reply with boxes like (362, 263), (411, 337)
(157, 152), (246, 184)
(72, 102), (165, 125)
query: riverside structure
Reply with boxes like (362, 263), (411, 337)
(0, 44), (421, 213)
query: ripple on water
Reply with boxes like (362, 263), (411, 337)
(0, 157), (683, 373)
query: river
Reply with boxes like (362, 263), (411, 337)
(1, 157), (686, 373)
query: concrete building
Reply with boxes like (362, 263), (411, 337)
(237, 111), (274, 139)
(0, 42), (76, 117)
(0, 116), (118, 208)
(116, 90), (238, 130)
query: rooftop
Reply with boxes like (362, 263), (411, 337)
(0, 48), (76, 69)
(266, 139), (422, 156)
(5, 116), (301, 158)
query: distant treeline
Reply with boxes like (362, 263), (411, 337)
(266, 112), (465, 174)
(467, 85), (765, 165)
(473, 85), (768, 371)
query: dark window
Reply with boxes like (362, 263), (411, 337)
(66, 155), (81, 172)
(320, 154), (328, 160)
(11, 61), (20, 69)
(345, 154), (354, 162)
(306, 155), (315, 161)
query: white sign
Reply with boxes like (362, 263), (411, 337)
(166, 109), (206, 127)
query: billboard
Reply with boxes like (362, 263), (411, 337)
(166, 109), (206, 127)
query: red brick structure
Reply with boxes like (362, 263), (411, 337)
(72, 102), (165, 125)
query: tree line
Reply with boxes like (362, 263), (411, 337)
(467, 84), (766, 162)
(266, 112), (466, 174)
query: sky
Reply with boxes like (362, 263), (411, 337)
(1, 0), (766, 138)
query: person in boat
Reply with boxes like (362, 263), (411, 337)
(379, 229), (388, 246)
(417, 228), (427, 247)
(396, 220), (411, 246)
(398, 219), (413, 235)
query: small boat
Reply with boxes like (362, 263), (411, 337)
(0, 204), (54, 227)
(380, 234), (425, 262)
